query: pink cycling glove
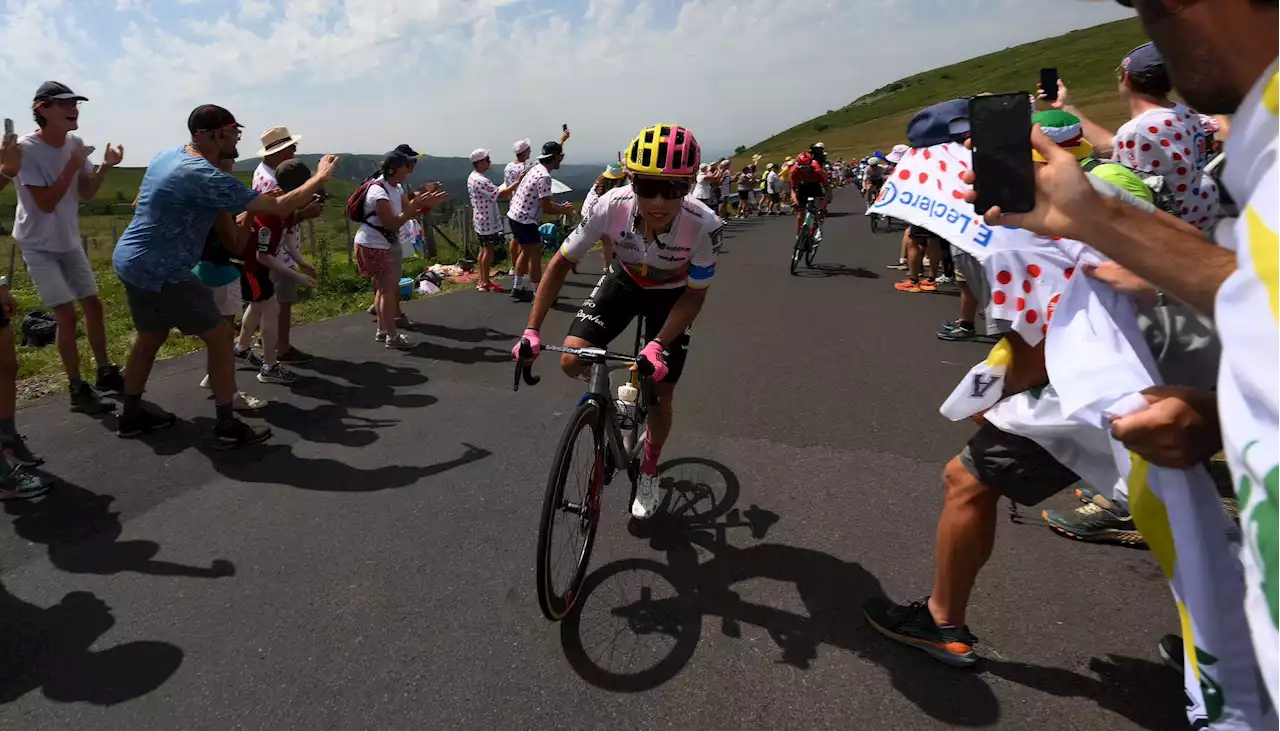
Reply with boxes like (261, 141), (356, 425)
(639, 340), (669, 382)
(513, 328), (541, 360)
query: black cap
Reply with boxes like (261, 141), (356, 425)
(393, 144), (421, 158)
(34, 81), (87, 103)
(538, 141), (563, 160)
(380, 150), (413, 175)
(187, 104), (242, 135)
(275, 159), (314, 193)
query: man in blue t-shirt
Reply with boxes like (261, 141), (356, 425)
(113, 104), (337, 448)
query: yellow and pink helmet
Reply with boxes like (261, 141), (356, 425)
(624, 124), (701, 178)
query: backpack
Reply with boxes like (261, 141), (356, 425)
(345, 177), (397, 243)
(1081, 157), (1178, 217)
(20, 311), (56, 348)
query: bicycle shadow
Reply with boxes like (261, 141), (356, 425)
(795, 264), (880, 279)
(560, 458), (1183, 731)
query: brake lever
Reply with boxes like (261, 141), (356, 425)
(512, 341), (542, 392)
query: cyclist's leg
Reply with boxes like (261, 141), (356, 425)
(561, 265), (639, 378)
(638, 287), (692, 472)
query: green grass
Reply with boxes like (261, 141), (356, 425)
(734, 18), (1149, 169)
(2, 170), (474, 394)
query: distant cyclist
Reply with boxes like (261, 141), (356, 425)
(790, 151), (830, 239)
(863, 157), (888, 205)
(512, 124), (723, 520)
(810, 141), (829, 168)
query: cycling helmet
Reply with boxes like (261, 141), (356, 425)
(625, 124), (700, 177)
(796, 152), (813, 166)
(811, 142), (825, 150)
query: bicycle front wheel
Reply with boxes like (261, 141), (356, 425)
(536, 400), (605, 621)
(790, 232), (807, 275)
(805, 224), (821, 267)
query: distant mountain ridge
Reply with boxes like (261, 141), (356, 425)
(232, 154), (606, 202)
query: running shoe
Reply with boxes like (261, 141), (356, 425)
(214, 418), (272, 450)
(511, 288), (533, 303)
(937, 319), (977, 342)
(385, 333), (415, 350)
(484, 282), (507, 294)
(1042, 493), (1144, 546)
(233, 347), (264, 369)
(0, 465), (50, 500)
(894, 278), (923, 293)
(257, 364), (297, 385)
(374, 330), (388, 343)
(919, 278), (939, 293)
(864, 596), (979, 667)
(2, 433), (43, 467)
(70, 380), (116, 415)
(631, 473), (661, 520)
(935, 275), (954, 285)
(234, 391), (267, 412)
(94, 363), (126, 393)
(886, 259), (908, 271)
(117, 402), (177, 438)
(277, 347), (313, 364)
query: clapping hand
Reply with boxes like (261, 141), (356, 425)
(101, 143), (124, 168)
(71, 142), (96, 166)
(316, 154), (340, 179)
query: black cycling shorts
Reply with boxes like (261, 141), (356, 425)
(566, 264), (692, 384)
(795, 182), (824, 210)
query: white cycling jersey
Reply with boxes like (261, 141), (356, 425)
(559, 186), (723, 290)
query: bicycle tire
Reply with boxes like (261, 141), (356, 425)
(536, 400), (605, 621)
(805, 224), (821, 267)
(869, 212), (881, 233)
(789, 232), (806, 276)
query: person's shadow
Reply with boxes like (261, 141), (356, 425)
(0, 582), (183, 705)
(4, 478), (234, 579)
(559, 458), (1184, 731)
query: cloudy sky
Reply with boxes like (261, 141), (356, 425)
(0, 0), (1133, 165)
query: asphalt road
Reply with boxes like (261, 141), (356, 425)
(0, 195), (1187, 731)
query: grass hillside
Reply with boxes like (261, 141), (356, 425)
(736, 18), (1149, 167)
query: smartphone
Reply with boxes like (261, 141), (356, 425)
(3, 118), (13, 137)
(1039, 68), (1059, 101)
(562, 123), (568, 133)
(968, 93), (1035, 215)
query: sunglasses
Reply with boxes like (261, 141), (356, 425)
(631, 176), (691, 200)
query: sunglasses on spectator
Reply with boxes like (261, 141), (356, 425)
(631, 176), (691, 200)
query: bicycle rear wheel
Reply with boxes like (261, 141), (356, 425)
(789, 232), (807, 276)
(805, 223), (821, 267)
(536, 400), (605, 621)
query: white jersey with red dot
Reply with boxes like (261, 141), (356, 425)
(559, 187), (724, 290)
(1112, 104), (1220, 230)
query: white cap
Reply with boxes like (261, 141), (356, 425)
(470, 148), (490, 163)
(513, 138), (531, 153)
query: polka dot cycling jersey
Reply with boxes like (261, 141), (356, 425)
(504, 160), (532, 187)
(559, 187), (724, 290)
(467, 171), (503, 236)
(1112, 104), (1220, 230)
(507, 162), (552, 225)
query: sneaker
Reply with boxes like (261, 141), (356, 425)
(919, 278), (939, 293)
(894, 278), (922, 293)
(511, 288), (533, 303)
(117, 402), (177, 438)
(234, 391), (268, 412)
(935, 275), (954, 285)
(395, 314), (412, 328)
(814, 228), (824, 243)
(374, 330), (388, 343)
(0, 465), (50, 500)
(937, 320), (977, 342)
(277, 347), (313, 364)
(631, 473), (662, 520)
(1041, 494), (1144, 546)
(485, 282), (507, 294)
(214, 418), (272, 450)
(385, 333), (414, 350)
(94, 364), (125, 393)
(886, 260), (908, 271)
(864, 597), (979, 668)
(2, 433), (44, 467)
(1158, 635), (1185, 674)
(257, 364), (297, 385)
(70, 381), (116, 415)
(234, 347), (264, 369)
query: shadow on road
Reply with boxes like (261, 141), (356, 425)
(795, 264), (880, 279)
(559, 458), (1183, 731)
(401, 323), (516, 343)
(0, 583), (183, 706)
(5, 478), (235, 579)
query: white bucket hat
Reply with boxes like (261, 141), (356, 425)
(513, 138), (531, 154)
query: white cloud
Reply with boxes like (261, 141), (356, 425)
(0, 0), (1133, 164)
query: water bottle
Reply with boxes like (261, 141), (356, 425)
(616, 383), (638, 427)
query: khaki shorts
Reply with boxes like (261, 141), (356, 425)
(22, 247), (98, 308)
(212, 281), (242, 317)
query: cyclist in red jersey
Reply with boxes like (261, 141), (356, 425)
(789, 152), (830, 235)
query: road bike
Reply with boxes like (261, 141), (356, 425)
(514, 323), (657, 621)
(789, 198), (823, 276)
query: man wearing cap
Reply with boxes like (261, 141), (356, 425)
(251, 126), (323, 365)
(111, 104), (337, 448)
(467, 148), (522, 292)
(764, 163), (781, 215)
(1048, 43), (1219, 231)
(13, 81), (125, 416)
(506, 141), (576, 301)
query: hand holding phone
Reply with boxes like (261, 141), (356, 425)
(3, 118), (13, 137)
(968, 92), (1035, 215)
(1039, 68), (1059, 102)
